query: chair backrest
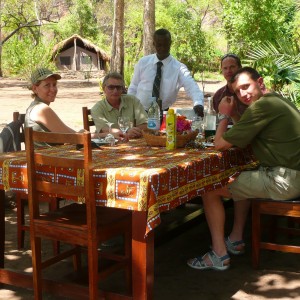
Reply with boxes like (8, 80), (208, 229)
(82, 107), (95, 132)
(25, 128), (96, 223)
(0, 112), (24, 153)
(13, 111), (25, 144)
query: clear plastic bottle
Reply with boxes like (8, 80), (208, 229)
(166, 109), (177, 150)
(147, 97), (160, 131)
(204, 96), (216, 140)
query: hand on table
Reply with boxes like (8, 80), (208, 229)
(127, 127), (143, 139)
(112, 130), (129, 142)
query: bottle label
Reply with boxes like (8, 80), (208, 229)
(147, 118), (160, 130)
(166, 115), (177, 150)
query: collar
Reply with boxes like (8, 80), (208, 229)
(104, 95), (127, 111)
(153, 54), (172, 67)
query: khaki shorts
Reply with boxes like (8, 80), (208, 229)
(228, 166), (300, 201)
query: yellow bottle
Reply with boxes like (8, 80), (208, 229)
(166, 109), (177, 150)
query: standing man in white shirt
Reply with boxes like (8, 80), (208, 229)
(127, 28), (204, 117)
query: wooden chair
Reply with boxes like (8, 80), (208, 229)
(13, 112), (61, 251)
(25, 127), (132, 299)
(251, 198), (300, 269)
(82, 106), (95, 131)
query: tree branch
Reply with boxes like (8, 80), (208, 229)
(2, 20), (57, 44)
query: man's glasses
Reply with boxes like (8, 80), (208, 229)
(106, 85), (124, 91)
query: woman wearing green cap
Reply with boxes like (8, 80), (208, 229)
(25, 68), (125, 141)
(25, 67), (77, 134)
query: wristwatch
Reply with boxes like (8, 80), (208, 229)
(218, 114), (231, 122)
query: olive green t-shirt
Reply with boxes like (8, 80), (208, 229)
(91, 94), (148, 132)
(223, 93), (300, 170)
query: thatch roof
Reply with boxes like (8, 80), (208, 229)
(52, 34), (110, 61)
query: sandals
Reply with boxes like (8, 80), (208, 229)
(225, 236), (245, 255)
(187, 250), (230, 271)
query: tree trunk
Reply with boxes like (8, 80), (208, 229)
(111, 0), (124, 75)
(143, 0), (155, 55)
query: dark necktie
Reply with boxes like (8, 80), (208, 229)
(152, 61), (163, 99)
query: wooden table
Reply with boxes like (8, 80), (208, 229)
(0, 139), (256, 299)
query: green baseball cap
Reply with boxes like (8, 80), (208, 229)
(30, 68), (61, 85)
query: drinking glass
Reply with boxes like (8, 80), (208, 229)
(191, 117), (204, 141)
(105, 122), (115, 146)
(106, 122), (114, 133)
(118, 116), (130, 134)
(191, 117), (203, 132)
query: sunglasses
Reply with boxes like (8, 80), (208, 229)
(106, 85), (124, 91)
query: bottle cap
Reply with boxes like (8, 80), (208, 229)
(168, 108), (174, 114)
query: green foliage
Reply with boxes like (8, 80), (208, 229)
(123, 2), (144, 64)
(52, 0), (99, 41)
(245, 37), (300, 108)
(1, 0), (300, 87)
(156, 0), (220, 74)
(221, 0), (297, 57)
(2, 35), (56, 78)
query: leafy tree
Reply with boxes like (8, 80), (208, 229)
(221, 0), (297, 57)
(0, 0), (62, 76)
(2, 35), (56, 78)
(52, 0), (99, 41)
(245, 37), (300, 108)
(156, 0), (220, 75)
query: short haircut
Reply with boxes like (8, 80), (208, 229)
(230, 67), (261, 84)
(221, 53), (242, 68)
(102, 72), (124, 88)
(154, 28), (171, 40)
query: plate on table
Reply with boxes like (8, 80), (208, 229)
(203, 142), (214, 148)
(91, 138), (118, 146)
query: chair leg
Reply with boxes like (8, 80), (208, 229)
(251, 201), (261, 269)
(72, 246), (82, 271)
(48, 198), (61, 255)
(124, 231), (132, 294)
(31, 236), (43, 300)
(87, 242), (99, 299)
(17, 195), (26, 249)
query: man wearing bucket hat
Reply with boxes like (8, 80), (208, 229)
(25, 67), (124, 145)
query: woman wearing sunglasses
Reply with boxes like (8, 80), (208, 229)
(91, 72), (148, 139)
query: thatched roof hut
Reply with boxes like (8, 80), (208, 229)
(52, 34), (110, 71)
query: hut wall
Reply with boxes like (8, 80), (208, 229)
(55, 46), (101, 71)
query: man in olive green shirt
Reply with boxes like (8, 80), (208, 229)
(187, 67), (300, 271)
(91, 72), (148, 139)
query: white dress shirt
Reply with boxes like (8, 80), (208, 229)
(127, 54), (204, 111)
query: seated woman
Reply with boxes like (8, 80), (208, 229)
(91, 72), (148, 139)
(25, 68), (124, 142)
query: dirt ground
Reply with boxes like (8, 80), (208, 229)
(1, 78), (300, 300)
(0, 77), (222, 132)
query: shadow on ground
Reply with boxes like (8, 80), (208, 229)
(1, 202), (300, 300)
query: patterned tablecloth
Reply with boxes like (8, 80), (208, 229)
(0, 139), (257, 235)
